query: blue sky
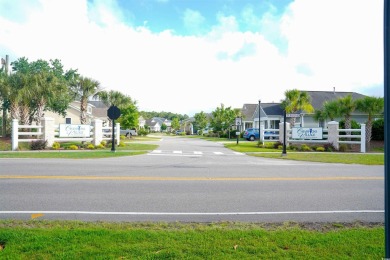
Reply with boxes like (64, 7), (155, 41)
(0, 0), (383, 116)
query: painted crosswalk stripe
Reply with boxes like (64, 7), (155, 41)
(173, 151), (182, 154)
(152, 150), (162, 153)
(213, 152), (224, 155)
(233, 152), (244, 155)
(194, 151), (203, 155)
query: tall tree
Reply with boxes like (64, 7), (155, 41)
(118, 102), (139, 130)
(194, 111), (208, 134)
(210, 104), (237, 136)
(356, 96), (384, 145)
(171, 117), (180, 131)
(313, 100), (340, 124)
(97, 90), (133, 109)
(281, 89), (314, 126)
(337, 95), (356, 131)
(70, 76), (101, 124)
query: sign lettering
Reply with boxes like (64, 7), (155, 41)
(292, 127), (323, 140)
(59, 124), (91, 138)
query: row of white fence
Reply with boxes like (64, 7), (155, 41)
(258, 121), (366, 153)
(11, 118), (120, 151)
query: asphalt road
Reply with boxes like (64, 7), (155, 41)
(0, 136), (384, 222)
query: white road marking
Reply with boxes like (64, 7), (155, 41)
(233, 152), (244, 155)
(151, 150), (162, 153)
(0, 210), (383, 215)
(173, 151), (182, 154)
(213, 152), (224, 155)
(194, 151), (203, 155)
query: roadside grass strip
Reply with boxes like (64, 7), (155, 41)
(250, 153), (384, 165)
(0, 221), (383, 259)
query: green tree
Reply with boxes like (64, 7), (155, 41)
(194, 111), (208, 134)
(337, 95), (356, 131)
(313, 100), (340, 124)
(171, 117), (180, 131)
(355, 96), (384, 145)
(97, 90), (133, 109)
(70, 76), (101, 124)
(281, 89), (314, 126)
(161, 123), (167, 132)
(210, 104), (237, 136)
(118, 102), (139, 130)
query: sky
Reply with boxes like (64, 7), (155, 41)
(0, 0), (384, 116)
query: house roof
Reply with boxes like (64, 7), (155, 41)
(241, 104), (257, 121)
(261, 103), (283, 116)
(88, 101), (109, 118)
(145, 119), (160, 127)
(305, 91), (367, 110)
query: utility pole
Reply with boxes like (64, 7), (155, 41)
(1, 55), (9, 137)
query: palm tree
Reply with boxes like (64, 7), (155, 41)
(281, 89), (314, 126)
(70, 76), (101, 124)
(97, 90), (133, 109)
(337, 95), (356, 131)
(356, 96), (384, 146)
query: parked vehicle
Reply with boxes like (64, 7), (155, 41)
(175, 129), (184, 135)
(243, 128), (259, 141)
(120, 129), (137, 138)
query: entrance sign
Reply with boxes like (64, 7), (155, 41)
(292, 127), (323, 139)
(59, 124), (91, 138)
(286, 113), (300, 118)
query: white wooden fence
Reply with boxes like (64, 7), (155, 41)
(11, 118), (120, 151)
(258, 121), (366, 153)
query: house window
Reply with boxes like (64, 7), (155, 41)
(319, 120), (325, 128)
(87, 107), (92, 114)
(66, 118), (71, 124)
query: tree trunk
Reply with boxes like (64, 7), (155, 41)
(366, 119), (373, 151)
(80, 98), (87, 125)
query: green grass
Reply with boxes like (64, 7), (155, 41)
(0, 221), (384, 259)
(224, 142), (384, 165)
(250, 152), (384, 165)
(0, 142), (159, 159)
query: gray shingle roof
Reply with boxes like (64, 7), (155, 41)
(241, 104), (257, 120)
(305, 91), (367, 110)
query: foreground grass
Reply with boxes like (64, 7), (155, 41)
(251, 152), (384, 165)
(0, 143), (159, 159)
(0, 221), (383, 259)
(225, 142), (384, 165)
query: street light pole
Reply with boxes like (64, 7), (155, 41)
(258, 100), (261, 146)
(282, 110), (287, 156)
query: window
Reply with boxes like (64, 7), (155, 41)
(87, 107), (92, 114)
(66, 118), (71, 124)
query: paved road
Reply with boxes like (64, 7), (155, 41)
(0, 136), (384, 222)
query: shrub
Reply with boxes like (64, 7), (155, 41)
(316, 147), (325, 152)
(138, 129), (148, 136)
(273, 141), (283, 149)
(52, 142), (60, 150)
(323, 143), (336, 152)
(289, 144), (298, 151)
(339, 144), (348, 152)
(277, 145), (283, 150)
(96, 144), (105, 149)
(300, 144), (311, 151)
(265, 143), (274, 149)
(118, 141), (126, 147)
(30, 140), (47, 150)
(100, 140), (107, 146)
(120, 135), (126, 140)
(86, 144), (95, 150)
(180, 131), (186, 136)
(372, 118), (384, 141)
(68, 145), (78, 150)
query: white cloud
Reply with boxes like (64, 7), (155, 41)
(182, 9), (206, 34)
(0, 0), (383, 116)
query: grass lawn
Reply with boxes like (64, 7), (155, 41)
(0, 142), (159, 159)
(225, 142), (384, 165)
(0, 221), (383, 259)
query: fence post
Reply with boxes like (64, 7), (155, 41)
(360, 123), (366, 153)
(11, 119), (18, 151)
(116, 122), (120, 145)
(327, 121), (339, 150)
(92, 119), (103, 146)
(41, 117), (55, 147)
(279, 122), (290, 144)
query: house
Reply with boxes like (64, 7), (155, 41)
(44, 101), (108, 125)
(138, 116), (146, 129)
(152, 117), (172, 132)
(145, 119), (161, 132)
(244, 90), (372, 130)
